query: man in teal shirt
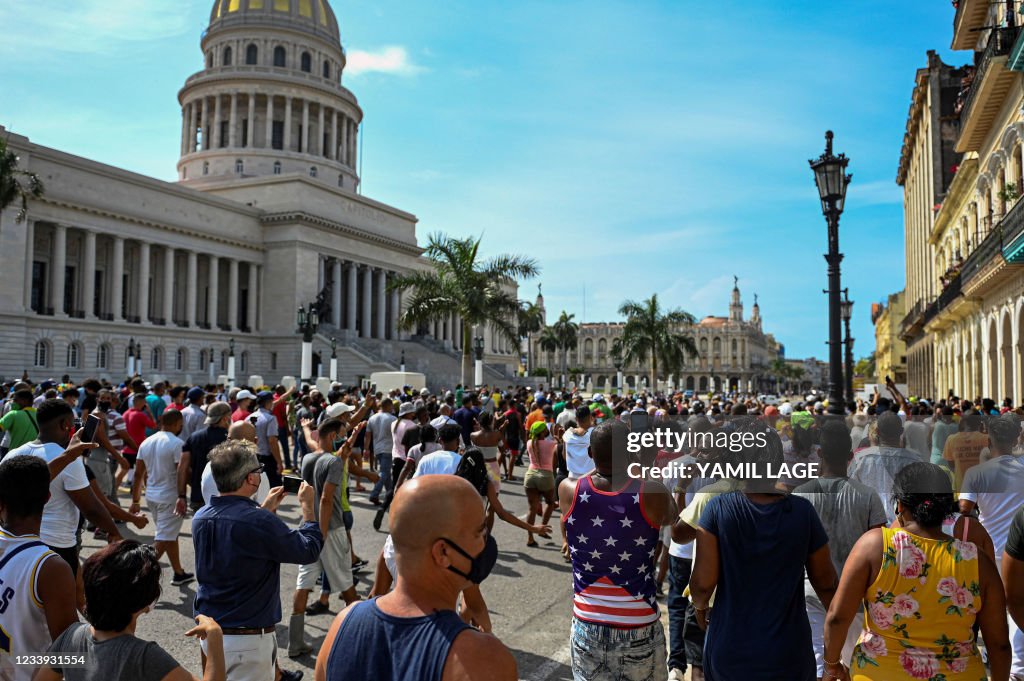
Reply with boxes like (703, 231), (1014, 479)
(145, 382), (167, 437)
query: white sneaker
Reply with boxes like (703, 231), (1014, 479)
(668, 668), (685, 681)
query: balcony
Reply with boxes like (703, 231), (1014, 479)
(961, 196), (1024, 295)
(957, 26), (1021, 153)
(953, 0), (993, 50)
(899, 299), (928, 341)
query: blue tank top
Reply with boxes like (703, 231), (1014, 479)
(326, 597), (471, 681)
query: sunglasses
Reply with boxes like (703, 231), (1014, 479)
(247, 463), (264, 476)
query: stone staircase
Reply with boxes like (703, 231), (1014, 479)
(316, 327), (513, 390)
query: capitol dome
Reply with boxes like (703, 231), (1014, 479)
(209, 0), (340, 45)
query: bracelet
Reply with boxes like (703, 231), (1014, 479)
(823, 657), (842, 667)
(693, 605), (709, 612)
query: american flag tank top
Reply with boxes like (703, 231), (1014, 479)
(563, 475), (660, 628)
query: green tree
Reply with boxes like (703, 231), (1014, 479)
(538, 325), (561, 384)
(616, 294), (698, 390)
(0, 136), (44, 222)
(855, 352), (876, 382)
(389, 233), (539, 385)
(551, 311), (579, 387)
(517, 300), (545, 377)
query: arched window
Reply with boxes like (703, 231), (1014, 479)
(223, 46), (232, 66)
(199, 349), (208, 368)
(246, 43), (258, 65)
(273, 45), (286, 67)
(151, 347), (162, 371)
(34, 341), (48, 367)
(699, 337), (708, 355)
(301, 51), (312, 72)
(66, 342), (80, 369)
(202, 161), (209, 175)
(338, 174), (344, 187)
(712, 337), (721, 354)
(176, 348), (187, 372)
(309, 166), (318, 178)
(96, 343), (109, 369)
(273, 161), (282, 175)
(235, 159), (244, 174)
(322, 60), (330, 78)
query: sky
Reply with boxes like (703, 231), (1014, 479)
(0, 0), (966, 359)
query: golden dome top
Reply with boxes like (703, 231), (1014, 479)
(209, 0), (340, 44)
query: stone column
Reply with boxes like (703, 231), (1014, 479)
(389, 285), (400, 340)
(284, 97), (293, 151)
(246, 93), (255, 148)
(200, 97), (209, 150)
(375, 269), (386, 339)
(351, 122), (358, 169)
(188, 102), (198, 153)
(181, 105), (189, 156)
(443, 314), (451, 343)
(207, 255), (220, 327)
(138, 241), (150, 323)
(82, 230), (96, 319)
(317, 255), (325, 293)
(247, 263), (258, 332)
(346, 262), (357, 332)
(332, 259), (342, 327)
(163, 246), (174, 324)
(317, 104), (325, 157)
(50, 224), (67, 316)
(186, 251), (197, 327)
(213, 94), (223, 148)
(330, 109), (338, 161)
(228, 92), (238, 147)
(111, 236), (125, 322)
(361, 266), (372, 338)
(302, 98), (310, 153)
(341, 115), (348, 165)
(265, 95), (274, 149)
(228, 259), (239, 330)
(23, 219), (34, 312)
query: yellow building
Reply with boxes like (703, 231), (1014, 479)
(904, 3), (1024, 402)
(873, 291), (908, 385)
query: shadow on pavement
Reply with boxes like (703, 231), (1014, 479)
(509, 647), (573, 681)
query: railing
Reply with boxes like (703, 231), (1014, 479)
(936, 273), (962, 312)
(900, 299), (926, 332)
(961, 193), (1024, 284)
(960, 26), (1021, 130)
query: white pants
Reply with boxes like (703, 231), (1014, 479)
(201, 631), (276, 681)
(295, 527), (353, 594)
(806, 580), (862, 677)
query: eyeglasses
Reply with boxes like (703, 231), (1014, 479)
(247, 464), (264, 476)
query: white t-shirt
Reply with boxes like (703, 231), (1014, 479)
(200, 462), (270, 506)
(563, 427), (594, 477)
(8, 442), (90, 548)
(136, 431), (182, 505)
(959, 454), (1024, 559)
(414, 450), (461, 477)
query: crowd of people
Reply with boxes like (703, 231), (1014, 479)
(0, 371), (1023, 681)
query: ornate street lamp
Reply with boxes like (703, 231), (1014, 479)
(400, 349), (406, 373)
(473, 336), (485, 388)
(611, 345), (623, 397)
(297, 303), (320, 385)
(227, 337), (236, 388)
(809, 130), (852, 415)
(207, 345), (215, 384)
(127, 337), (136, 377)
(135, 341), (142, 376)
(841, 291), (855, 409)
(329, 337), (338, 382)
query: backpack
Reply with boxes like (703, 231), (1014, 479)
(455, 447), (491, 499)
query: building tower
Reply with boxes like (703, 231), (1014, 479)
(178, 0), (362, 190)
(729, 275), (743, 322)
(751, 293), (761, 331)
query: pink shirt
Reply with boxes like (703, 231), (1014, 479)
(527, 438), (556, 472)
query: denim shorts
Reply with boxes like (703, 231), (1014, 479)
(569, 617), (667, 681)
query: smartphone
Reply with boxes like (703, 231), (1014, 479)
(81, 414), (102, 443)
(282, 475), (303, 494)
(629, 410), (650, 433)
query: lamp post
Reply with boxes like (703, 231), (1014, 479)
(207, 346), (215, 384)
(841, 290), (855, 409)
(809, 130), (852, 416)
(330, 337), (338, 382)
(135, 341), (142, 377)
(473, 336), (485, 388)
(612, 346), (623, 397)
(297, 303), (319, 385)
(127, 337), (135, 377)
(400, 349), (406, 373)
(227, 338), (236, 388)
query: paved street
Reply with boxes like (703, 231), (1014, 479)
(82, 479), (581, 681)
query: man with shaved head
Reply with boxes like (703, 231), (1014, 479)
(315, 475), (517, 681)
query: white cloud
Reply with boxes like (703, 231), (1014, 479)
(346, 46), (424, 77)
(0, 0), (197, 55)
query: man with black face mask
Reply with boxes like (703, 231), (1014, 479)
(315, 475), (517, 681)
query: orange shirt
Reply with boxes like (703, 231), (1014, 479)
(525, 408), (545, 432)
(943, 430), (988, 488)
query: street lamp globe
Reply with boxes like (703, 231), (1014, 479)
(309, 306), (319, 330)
(809, 130), (852, 216)
(840, 298), (853, 323)
(229, 338), (235, 356)
(296, 306), (307, 329)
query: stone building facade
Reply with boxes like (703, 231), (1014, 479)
(900, 4), (1024, 401)
(0, 0), (518, 388)
(873, 291), (908, 385)
(529, 283), (782, 394)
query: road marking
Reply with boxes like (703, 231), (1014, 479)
(521, 640), (572, 681)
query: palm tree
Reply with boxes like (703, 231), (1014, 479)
(616, 294), (698, 390)
(389, 232), (539, 385)
(538, 325), (560, 384)
(517, 300), (545, 376)
(0, 136), (44, 222)
(551, 311), (578, 387)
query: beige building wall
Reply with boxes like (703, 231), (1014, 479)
(874, 291), (908, 385)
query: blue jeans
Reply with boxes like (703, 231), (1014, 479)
(570, 617), (667, 681)
(370, 451), (392, 500)
(666, 556), (692, 672)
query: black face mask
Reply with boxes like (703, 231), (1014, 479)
(442, 534), (498, 585)
(97, 402), (111, 412)
(332, 438), (344, 451)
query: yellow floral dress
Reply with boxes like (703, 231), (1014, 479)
(851, 527), (985, 681)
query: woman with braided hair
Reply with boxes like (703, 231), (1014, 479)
(822, 462), (1010, 681)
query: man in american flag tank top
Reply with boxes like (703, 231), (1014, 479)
(559, 419), (677, 681)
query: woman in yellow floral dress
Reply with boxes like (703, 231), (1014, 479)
(822, 462), (1010, 681)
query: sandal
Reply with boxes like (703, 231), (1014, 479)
(526, 539), (538, 548)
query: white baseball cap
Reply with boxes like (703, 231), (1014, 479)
(236, 390), (257, 401)
(778, 402), (793, 416)
(325, 402), (355, 418)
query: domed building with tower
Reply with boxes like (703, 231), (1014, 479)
(0, 0), (520, 386)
